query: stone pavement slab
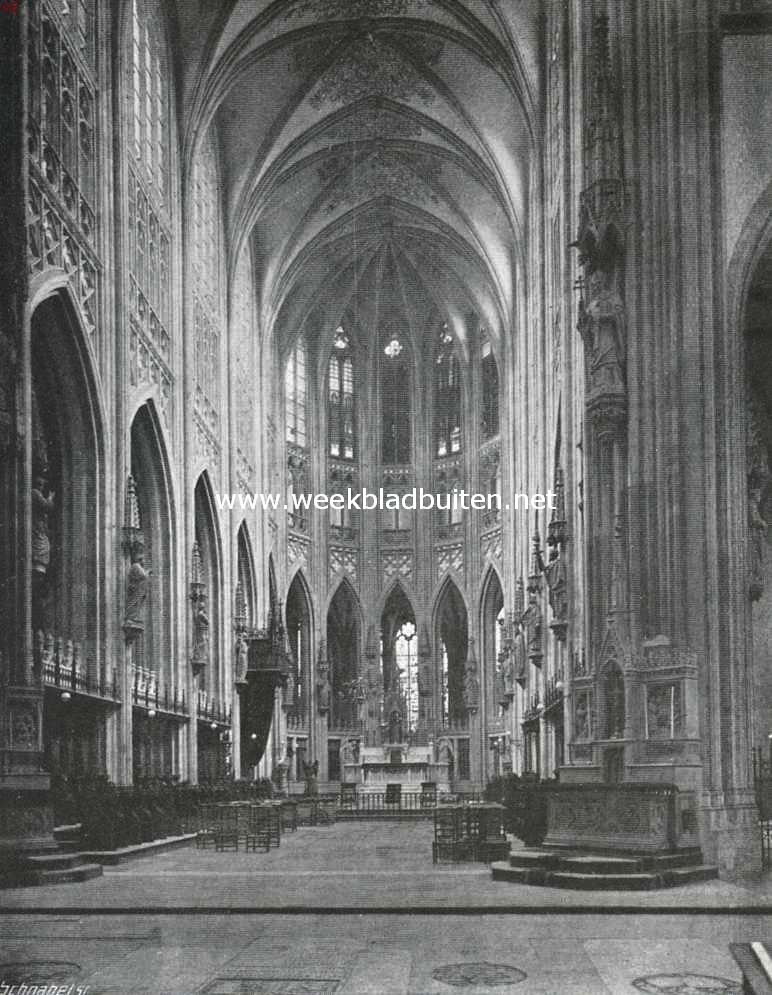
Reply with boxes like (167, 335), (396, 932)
(1, 822), (771, 914)
(0, 913), (765, 995)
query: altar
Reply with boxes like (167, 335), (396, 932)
(344, 744), (451, 796)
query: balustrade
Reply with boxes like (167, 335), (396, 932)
(36, 630), (119, 700)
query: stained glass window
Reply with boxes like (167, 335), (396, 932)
(329, 326), (355, 459)
(285, 340), (307, 448)
(382, 336), (410, 464)
(435, 324), (462, 457)
(481, 335), (499, 439)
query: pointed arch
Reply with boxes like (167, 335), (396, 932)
(194, 470), (224, 702)
(129, 400), (176, 689)
(376, 578), (416, 627)
(480, 564), (505, 729)
(327, 577), (363, 731)
(285, 567), (313, 721)
(236, 520), (256, 629)
(380, 581), (418, 739)
(433, 576), (468, 727)
(268, 551), (278, 623)
(30, 292), (108, 676)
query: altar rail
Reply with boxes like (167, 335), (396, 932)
(542, 783), (699, 853)
(337, 789), (481, 817)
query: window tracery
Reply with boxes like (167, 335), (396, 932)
(434, 324), (461, 457)
(285, 340), (307, 449)
(381, 334), (410, 464)
(481, 334), (499, 440)
(328, 326), (355, 460)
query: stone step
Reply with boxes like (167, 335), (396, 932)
(53, 823), (83, 852)
(491, 859), (719, 891)
(24, 851), (89, 871)
(0, 861), (103, 889)
(79, 831), (197, 865)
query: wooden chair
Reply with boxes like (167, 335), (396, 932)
(280, 799), (297, 833)
(315, 797), (337, 825)
(214, 804), (240, 852)
(196, 802), (218, 849)
(295, 799), (315, 826)
(244, 805), (272, 852)
(432, 805), (464, 863)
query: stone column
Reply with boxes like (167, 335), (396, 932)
(0, 3), (55, 862)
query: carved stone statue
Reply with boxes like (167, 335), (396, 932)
(464, 667), (480, 712)
(192, 595), (210, 667)
(574, 693), (591, 741)
(579, 272), (626, 401)
(31, 473), (54, 576)
(341, 737), (359, 765)
(234, 631), (249, 684)
(437, 737), (453, 765)
(303, 759), (319, 797)
(317, 667), (331, 715)
(125, 542), (150, 630)
(387, 708), (403, 744)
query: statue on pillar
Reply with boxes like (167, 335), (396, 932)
(31, 471), (54, 578)
(192, 594), (210, 671)
(316, 643), (331, 715)
(303, 759), (319, 796)
(234, 630), (249, 685)
(124, 539), (150, 634)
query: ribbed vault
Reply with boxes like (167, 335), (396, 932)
(172, 0), (539, 352)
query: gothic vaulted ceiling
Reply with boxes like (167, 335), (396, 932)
(174, 0), (540, 352)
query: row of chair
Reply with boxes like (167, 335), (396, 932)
(432, 803), (509, 863)
(194, 797), (337, 852)
(196, 802), (284, 852)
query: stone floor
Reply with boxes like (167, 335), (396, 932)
(1, 821), (772, 994)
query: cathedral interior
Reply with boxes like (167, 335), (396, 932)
(2, 2), (772, 985)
